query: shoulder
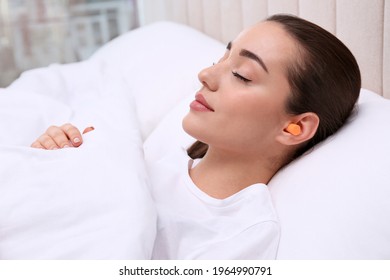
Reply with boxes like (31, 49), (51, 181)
(232, 184), (279, 223)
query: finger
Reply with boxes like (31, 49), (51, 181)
(31, 141), (45, 149)
(60, 123), (83, 147)
(46, 125), (72, 148)
(36, 134), (60, 150)
(82, 126), (95, 134)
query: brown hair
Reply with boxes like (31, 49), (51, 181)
(188, 14), (361, 161)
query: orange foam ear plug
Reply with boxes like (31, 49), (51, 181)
(287, 124), (301, 136)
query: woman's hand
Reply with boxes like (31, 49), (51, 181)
(31, 123), (94, 150)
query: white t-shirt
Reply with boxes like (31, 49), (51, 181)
(148, 148), (280, 259)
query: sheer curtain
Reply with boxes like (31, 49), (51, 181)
(0, 0), (138, 87)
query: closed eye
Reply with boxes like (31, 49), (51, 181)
(232, 71), (251, 83)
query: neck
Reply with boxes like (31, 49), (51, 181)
(189, 146), (279, 199)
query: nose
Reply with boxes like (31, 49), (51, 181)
(198, 64), (218, 92)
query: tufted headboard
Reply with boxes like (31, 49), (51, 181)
(137, 0), (389, 99)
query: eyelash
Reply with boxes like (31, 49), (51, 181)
(232, 71), (251, 83)
(213, 58), (251, 83)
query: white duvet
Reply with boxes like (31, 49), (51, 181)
(0, 60), (156, 259)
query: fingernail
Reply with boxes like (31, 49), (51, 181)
(73, 138), (80, 143)
(83, 126), (95, 134)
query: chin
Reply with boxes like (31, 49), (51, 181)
(182, 114), (195, 137)
(182, 114), (207, 143)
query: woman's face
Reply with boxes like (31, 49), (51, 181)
(182, 21), (299, 156)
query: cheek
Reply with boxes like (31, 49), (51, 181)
(220, 93), (287, 140)
(225, 93), (284, 127)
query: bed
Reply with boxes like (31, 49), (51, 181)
(0, 0), (389, 259)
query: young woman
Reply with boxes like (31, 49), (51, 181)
(31, 15), (361, 259)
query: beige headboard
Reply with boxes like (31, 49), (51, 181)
(137, 0), (389, 99)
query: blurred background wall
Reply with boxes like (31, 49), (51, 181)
(0, 0), (138, 87)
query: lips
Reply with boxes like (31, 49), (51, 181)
(190, 93), (214, 112)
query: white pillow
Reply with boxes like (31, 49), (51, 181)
(0, 63), (156, 259)
(144, 94), (195, 165)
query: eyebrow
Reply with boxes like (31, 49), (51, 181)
(227, 41), (269, 73)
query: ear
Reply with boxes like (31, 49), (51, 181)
(276, 112), (320, 146)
